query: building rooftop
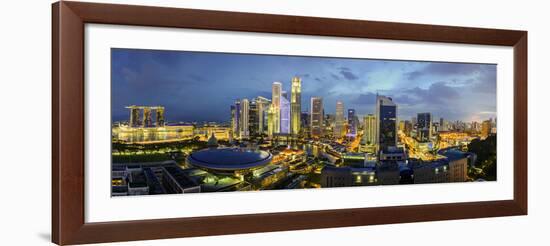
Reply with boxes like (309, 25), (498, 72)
(187, 147), (272, 171)
(163, 165), (197, 188)
(440, 149), (468, 161)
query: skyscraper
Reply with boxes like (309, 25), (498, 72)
(248, 100), (258, 136)
(255, 96), (270, 135)
(376, 95), (397, 151)
(267, 104), (275, 138)
(129, 107), (140, 127)
(481, 120), (491, 138)
(233, 100), (241, 139)
(230, 105), (237, 139)
(280, 91), (291, 134)
(310, 97), (323, 138)
(291, 76), (301, 135)
(155, 107), (165, 127)
(335, 100), (345, 139)
(347, 108), (357, 137)
(363, 114), (376, 145)
(301, 111), (309, 129)
(416, 112), (432, 142)
(143, 108), (152, 127)
(240, 99), (250, 138)
(272, 82), (282, 133)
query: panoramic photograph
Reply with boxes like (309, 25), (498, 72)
(110, 48), (497, 196)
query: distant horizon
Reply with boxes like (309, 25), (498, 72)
(112, 48), (497, 123)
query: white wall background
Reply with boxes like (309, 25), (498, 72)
(0, 0), (547, 245)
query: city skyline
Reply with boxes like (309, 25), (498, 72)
(112, 48), (497, 123)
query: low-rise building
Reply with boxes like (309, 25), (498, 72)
(411, 159), (450, 184)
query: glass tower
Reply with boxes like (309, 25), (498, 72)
(376, 95), (397, 151)
(291, 76), (301, 135)
(310, 97), (323, 138)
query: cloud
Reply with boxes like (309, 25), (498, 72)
(337, 66), (359, 80)
(403, 81), (460, 104)
(330, 73), (341, 81)
(405, 63), (486, 80)
(351, 92), (377, 105)
(340, 70), (359, 80)
(471, 66), (497, 93)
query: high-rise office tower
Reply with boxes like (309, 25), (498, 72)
(291, 76), (301, 135)
(301, 111), (309, 128)
(335, 100), (345, 138)
(375, 95), (397, 151)
(481, 120), (491, 138)
(416, 112), (432, 142)
(280, 91), (290, 134)
(240, 99), (250, 138)
(310, 97), (323, 138)
(230, 105), (237, 139)
(403, 120), (412, 136)
(255, 96), (270, 135)
(363, 114), (376, 145)
(347, 108), (357, 137)
(234, 100), (241, 139)
(267, 104), (275, 138)
(272, 82), (282, 133)
(248, 101), (259, 136)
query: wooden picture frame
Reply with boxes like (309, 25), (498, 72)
(52, 1), (527, 245)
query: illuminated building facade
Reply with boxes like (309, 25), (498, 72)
(267, 105), (275, 138)
(347, 108), (356, 137)
(376, 95), (397, 151)
(125, 106), (165, 128)
(155, 107), (165, 127)
(255, 96), (270, 135)
(335, 100), (345, 138)
(230, 105), (236, 139)
(248, 100), (259, 136)
(280, 91), (290, 134)
(310, 97), (323, 138)
(417, 112), (432, 142)
(130, 107), (140, 127)
(240, 99), (250, 138)
(290, 76), (302, 135)
(233, 100), (241, 139)
(143, 108), (152, 127)
(363, 114), (376, 145)
(481, 120), (492, 138)
(272, 82), (282, 133)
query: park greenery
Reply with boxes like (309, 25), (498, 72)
(467, 134), (497, 181)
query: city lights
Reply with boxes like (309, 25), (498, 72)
(111, 49), (497, 196)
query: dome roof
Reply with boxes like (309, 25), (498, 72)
(187, 147), (272, 171)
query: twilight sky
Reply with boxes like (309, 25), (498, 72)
(111, 48), (496, 123)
